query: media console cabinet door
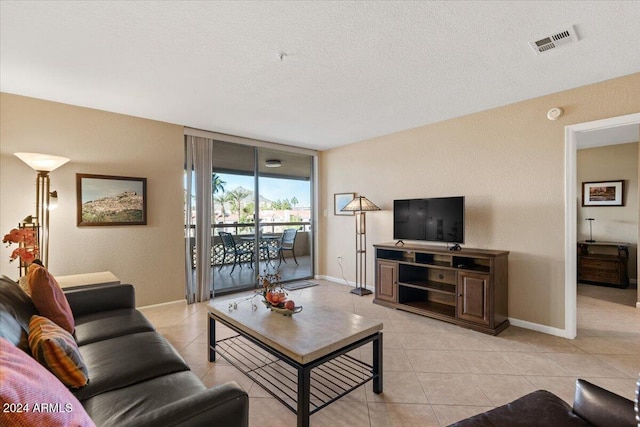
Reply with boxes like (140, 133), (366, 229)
(376, 261), (398, 302)
(457, 272), (490, 326)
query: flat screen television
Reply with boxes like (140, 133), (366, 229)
(393, 197), (464, 244)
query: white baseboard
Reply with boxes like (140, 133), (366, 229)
(138, 299), (185, 309)
(315, 274), (356, 288)
(508, 317), (572, 339)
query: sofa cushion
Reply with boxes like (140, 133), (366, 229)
(82, 370), (206, 426)
(449, 390), (590, 427)
(27, 265), (75, 333)
(0, 337), (96, 427)
(74, 308), (155, 345)
(0, 276), (37, 351)
(0, 302), (24, 346)
(28, 315), (89, 389)
(73, 331), (190, 401)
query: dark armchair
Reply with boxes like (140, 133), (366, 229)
(276, 228), (298, 266)
(218, 232), (254, 274)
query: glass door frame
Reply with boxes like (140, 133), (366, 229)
(199, 132), (316, 296)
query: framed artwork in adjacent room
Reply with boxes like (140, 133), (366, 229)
(334, 192), (355, 215)
(582, 180), (624, 206)
(77, 173), (147, 226)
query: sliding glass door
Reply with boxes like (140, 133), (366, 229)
(257, 147), (313, 283)
(206, 141), (314, 294)
(211, 141), (257, 292)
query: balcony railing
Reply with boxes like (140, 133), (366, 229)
(186, 222), (311, 269)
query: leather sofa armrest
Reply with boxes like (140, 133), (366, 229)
(120, 381), (248, 427)
(64, 284), (136, 317)
(573, 379), (635, 427)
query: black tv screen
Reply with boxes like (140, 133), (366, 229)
(394, 197), (464, 243)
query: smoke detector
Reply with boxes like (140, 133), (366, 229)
(529, 26), (579, 54)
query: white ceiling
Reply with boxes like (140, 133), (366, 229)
(1, 1), (640, 150)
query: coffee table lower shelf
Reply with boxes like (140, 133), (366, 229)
(212, 333), (377, 416)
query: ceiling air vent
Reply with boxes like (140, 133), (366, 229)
(529, 26), (578, 54)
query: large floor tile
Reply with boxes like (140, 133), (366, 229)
(499, 352), (572, 376)
(431, 404), (495, 426)
(364, 371), (428, 404)
(451, 351), (518, 375)
(368, 402), (440, 427)
(405, 349), (465, 373)
(545, 352), (629, 378)
(595, 353), (640, 378)
(470, 374), (537, 406)
(143, 280), (640, 427)
(416, 372), (492, 406)
(311, 401), (371, 427)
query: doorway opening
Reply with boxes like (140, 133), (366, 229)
(564, 112), (640, 339)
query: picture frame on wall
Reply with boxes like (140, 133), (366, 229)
(582, 180), (624, 206)
(77, 173), (147, 226)
(334, 192), (355, 215)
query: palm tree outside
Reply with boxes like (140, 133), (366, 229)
(213, 193), (231, 221)
(227, 187), (252, 220)
(212, 173), (226, 195)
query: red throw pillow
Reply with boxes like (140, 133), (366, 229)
(0, 337), (96, 427)
(27, 264), (75, 334)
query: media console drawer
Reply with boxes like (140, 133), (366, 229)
(579, 258), (619, 271)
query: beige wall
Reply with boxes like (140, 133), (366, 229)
(319, 72), (640, 330)
(0, 93), (185, 306)
(577, 142), (638, 281)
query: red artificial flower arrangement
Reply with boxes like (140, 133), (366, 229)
(2, 228), (39, 264)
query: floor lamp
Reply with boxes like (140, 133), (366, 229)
(15, 152), (70, 270)
(341, 196), (380, 296)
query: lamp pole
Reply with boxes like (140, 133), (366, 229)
(15, 153), (70, 271)
(585, 218), (595, 243)
(341, 196), (380, 296)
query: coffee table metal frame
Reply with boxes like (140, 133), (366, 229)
(208, 312), (383, 427)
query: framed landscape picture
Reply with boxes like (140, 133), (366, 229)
(334, 192), (355, 215)
(582, 180), (624, 206)
(77, 173), (147, 226)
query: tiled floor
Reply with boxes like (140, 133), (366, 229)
(139, 281), (640, 426)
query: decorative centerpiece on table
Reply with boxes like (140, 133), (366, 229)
(259, 271), (302, 316)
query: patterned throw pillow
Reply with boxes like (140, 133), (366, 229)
(0, 337), (96, 427)
(27, 264), (75, 333)
(28, 315), (89, 389)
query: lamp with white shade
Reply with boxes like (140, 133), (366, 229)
(14, 152), (70, 270)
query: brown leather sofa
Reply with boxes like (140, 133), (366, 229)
(449, 378), (637, 427)
(0, 276), (248, 427)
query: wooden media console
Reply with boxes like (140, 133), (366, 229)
(373, 242), (509, 335)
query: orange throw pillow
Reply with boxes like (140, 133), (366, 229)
(29, 315), (89, 389)
(0, 337), (96, 427)
(27, 264), (75, 334)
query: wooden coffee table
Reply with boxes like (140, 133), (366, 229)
(208, 297), (383, 427)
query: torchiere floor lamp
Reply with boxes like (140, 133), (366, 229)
(15, 152), (70, 270)
(341, 196), (381, 296)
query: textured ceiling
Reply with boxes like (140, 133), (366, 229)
(1, 1), (640, 150)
